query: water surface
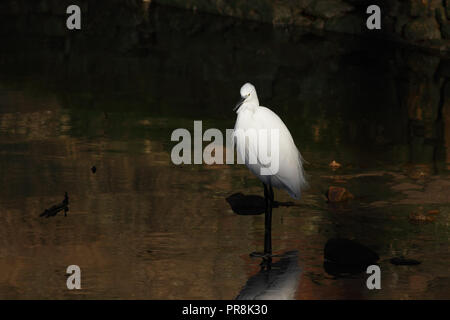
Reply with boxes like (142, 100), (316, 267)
(0, 4), (449, 299)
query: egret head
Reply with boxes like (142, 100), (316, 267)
(240, 83), (256, 98)
(234, 83), (259, 111)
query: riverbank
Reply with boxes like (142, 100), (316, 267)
(153, 0), (450, 54)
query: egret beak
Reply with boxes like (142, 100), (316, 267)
(233, 96), (246, 111)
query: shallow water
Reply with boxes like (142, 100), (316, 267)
(0, 4), (449, 299)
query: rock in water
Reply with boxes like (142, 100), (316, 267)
(329, 160), (341, 170)
(323, 261), (367, 276)
(427, 209), (440, 215)
(409, 212), (436, 224)
(226, 193), (266, 215)
(390, 257), (421, 266)
(326, 186), (354, 202)
(324, 238), (379, 266)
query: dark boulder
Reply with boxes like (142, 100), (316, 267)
(324, 238), (379, 266)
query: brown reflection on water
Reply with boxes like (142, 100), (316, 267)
(0, 73), (450, 299)
(0, 88), (449, 299)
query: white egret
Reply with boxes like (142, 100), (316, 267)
(233, 83), (307, 255)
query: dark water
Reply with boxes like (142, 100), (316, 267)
(0, 4), (449, 299)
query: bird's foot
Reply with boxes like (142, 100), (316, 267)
(249, 251), (281, 259)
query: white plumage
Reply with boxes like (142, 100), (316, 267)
(233, 83), (307, 200)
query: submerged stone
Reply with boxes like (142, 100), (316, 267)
(427, 209), (440, 215)
(326, 186), (354, 202)
(329, 160), (341, 170)
(409, 212), (436, 224)
(324, 238), (379, 266)
(390, 257), (421, 265)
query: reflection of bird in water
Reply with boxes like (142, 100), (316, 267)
(236, 251), (301, 300)
(233, 83), (307, 256)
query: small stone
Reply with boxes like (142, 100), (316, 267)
(403, 164), (433, 179)
(390, 257), (421, 266)
(329, 160), (341, 169)
(327, 186), (354, 202)
(409, 212), (436, 224)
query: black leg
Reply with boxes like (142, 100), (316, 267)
(263, 183), (273, 256)
(263, 183), (269, 209)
